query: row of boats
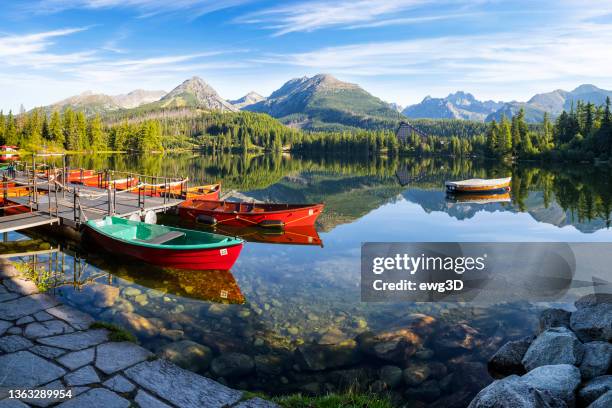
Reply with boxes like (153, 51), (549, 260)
(2, 166), (326, 271)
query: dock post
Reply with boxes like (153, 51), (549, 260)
(62, 155), (67, 199)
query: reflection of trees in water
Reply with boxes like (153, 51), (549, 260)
(50, 152), (612, 227)
(512, 164), (612, 226)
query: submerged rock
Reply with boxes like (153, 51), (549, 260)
(158, 340), (213, 373)
(295, 340), (361, 371)
(379, 365), (403, 389)
(433, 323), (480, 356)
(403, 362), (431, 386)
(488, 336), (533, 376)
(210, 352), (255, 378)
(358, 329), (422, 362)
(522, 327), (584, 371)
(404, 379), (441, 402)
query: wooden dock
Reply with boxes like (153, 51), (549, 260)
(1, 163), (185, 233)
(0, 212), (59, 233)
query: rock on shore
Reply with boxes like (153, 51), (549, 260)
(472, 294), (612, 408)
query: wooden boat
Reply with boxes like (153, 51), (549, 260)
(0, 145), (19, 161)
(129, 181), (219, 199)
(445, 177), (511, 194)
(76, 175), (139, 190)
(85, 216), (243, 270)
(185, 184), (221, 201)
(178, 200), (324, 228)
(41, 169), (96, 183)
(202, 224), (322, 246)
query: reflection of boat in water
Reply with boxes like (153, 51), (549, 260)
(110, 266), (246, 304)
(445, 177), (511, 194)
(446, 192), (511, 204)
(211, 225), (323, 246)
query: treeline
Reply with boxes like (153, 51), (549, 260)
(484, 98), (612, 160)
(0, 108), (163, 152)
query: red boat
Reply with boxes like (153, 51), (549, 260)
(85, 216), (243, 270)
(178, 200), (324, 228)
(184, 184), (221, 201)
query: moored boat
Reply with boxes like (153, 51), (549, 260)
(445, 177), (511, 194)
(85, 216), (243, 270)
(446, 192), (511, 204)
(178, 200), (324, 228)
(185, 183), (221, 200)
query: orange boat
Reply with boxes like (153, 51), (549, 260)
(179, 199), (324, 228)
(185, 184), (221, 200)
(75, 175), (139, 190)
(41, 169), (96, 183)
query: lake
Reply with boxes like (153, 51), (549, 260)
(5, 153), (612, 406)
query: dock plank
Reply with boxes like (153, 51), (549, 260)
(0, 212), (59, 233)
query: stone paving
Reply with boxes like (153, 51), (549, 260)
(0, 259), (279, 408)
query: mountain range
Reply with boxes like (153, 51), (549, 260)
(39, 75), (612, 127)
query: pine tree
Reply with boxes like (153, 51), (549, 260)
(5, 111), (17, 145)
(486, 120), (499, 156)
(49, 111), (64, 145)
(88, 114), (106, 151)
(499, 116), (512, 156)
(76, 112), (88, 150)
(0, 111), (5, 145)
(63, 108), (78, 150)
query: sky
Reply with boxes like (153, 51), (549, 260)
(1, 0), (612, 112)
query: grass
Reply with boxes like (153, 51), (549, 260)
(90, 321), (138, 343)
(13, 261), (53, 293)
(272, 393), (394, 408)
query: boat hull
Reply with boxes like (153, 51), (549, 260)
(85, 226), (243, 270)
(446, 186), (511, 194)
(179, 201), (324, 228)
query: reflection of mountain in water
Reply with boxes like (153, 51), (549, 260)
(403, 188), (611, 233)
(241, 172), (406, 232)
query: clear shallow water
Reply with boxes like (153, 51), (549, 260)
(5, 153), (612, 406)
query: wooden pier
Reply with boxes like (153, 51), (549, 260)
(1, 155), (185, 233)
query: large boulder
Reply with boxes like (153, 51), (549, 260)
(488, 336), (533, 376)
(579, 341), (612, 380)
(295, 340), (361, 371)
(467, 375), (566, 408)
(210, 352), (254, 378)
(521, 364), (581, 404)
(522, 327), (584, 371)
(587, 390), (612, 408)
(570, 294), (612, 342)
(539, 309), (571, 333)
(158, 340), (213, 372)
(578, 375), (612, 406)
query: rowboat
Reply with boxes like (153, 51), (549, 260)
(185, 184), (221, 201)
(41, 169), (96, 183)
(179, 200), (324, 228)
(76, 175), (139, 190)
(85, 216), (243, 270)
(445, 177), (511, 194)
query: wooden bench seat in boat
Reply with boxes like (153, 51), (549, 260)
(139, 231), (185, 245)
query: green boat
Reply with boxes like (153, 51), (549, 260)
(85, 216), (244, 270)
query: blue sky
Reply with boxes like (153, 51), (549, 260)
(1, 0), (612, 112)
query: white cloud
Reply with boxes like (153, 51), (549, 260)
(33, 0), (251, 18)
(237, 0), (432, 36)
(258, 18), (612, 103)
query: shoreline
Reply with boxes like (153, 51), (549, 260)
(0, 259), (278, 408)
